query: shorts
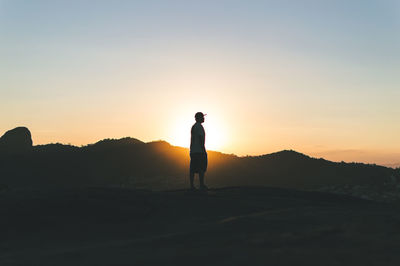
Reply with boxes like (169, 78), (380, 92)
(190, 152), (208, 173)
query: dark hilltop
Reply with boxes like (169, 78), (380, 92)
(1, 127), (400, 266)
(1, 127), (399, 194)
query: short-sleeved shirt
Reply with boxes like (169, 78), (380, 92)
(190, 122), (206, 154)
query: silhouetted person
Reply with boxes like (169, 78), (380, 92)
(190, 112), (208, 190)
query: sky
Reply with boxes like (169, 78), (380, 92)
(1, 0), (399, 166)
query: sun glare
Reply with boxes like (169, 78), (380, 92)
(169, 113), (226, 152)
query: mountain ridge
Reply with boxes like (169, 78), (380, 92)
(0, 127), (398, 192)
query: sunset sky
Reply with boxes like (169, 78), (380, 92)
(1, 1), (399, 166)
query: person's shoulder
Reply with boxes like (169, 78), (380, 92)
(193, 122), (201, 128)
(191, 123), (201, 133)
(197, 123), (205, 134)
(191, 123), (198, 132)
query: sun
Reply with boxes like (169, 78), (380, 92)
(168, 113), (226, 152)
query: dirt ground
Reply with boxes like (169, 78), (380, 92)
(1, 186), (400, 266)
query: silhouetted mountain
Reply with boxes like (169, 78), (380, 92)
(0, 127), (32, 153)
(0, 127), (397, 191)
(384, 162), (400, 169)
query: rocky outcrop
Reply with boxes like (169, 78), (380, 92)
(0, 127), (33, 153)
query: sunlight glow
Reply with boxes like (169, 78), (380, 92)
(168, 112), (226, 152)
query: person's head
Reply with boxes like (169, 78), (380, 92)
(195, 112), (205, 123)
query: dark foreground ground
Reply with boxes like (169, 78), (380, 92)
(1, 186), (400, 266)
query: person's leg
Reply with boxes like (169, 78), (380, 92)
(190, 171), (195, 189)
(199, 171), (205, 188)
(199, 153), (207, 189)
(189, 153), (195, 189)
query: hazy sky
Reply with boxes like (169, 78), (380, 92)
(1, 0), (399, 165)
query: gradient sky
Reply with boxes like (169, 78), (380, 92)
(1, 0), (399, 166)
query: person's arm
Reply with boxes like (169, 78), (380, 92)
(198, 129), (206, 152)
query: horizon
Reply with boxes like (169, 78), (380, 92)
(1, 1), (399, 167)
(2, 125), (399, 168)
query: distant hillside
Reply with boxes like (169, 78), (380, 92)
(0, 127), (398, 190)
(384, 162), (400, 169)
